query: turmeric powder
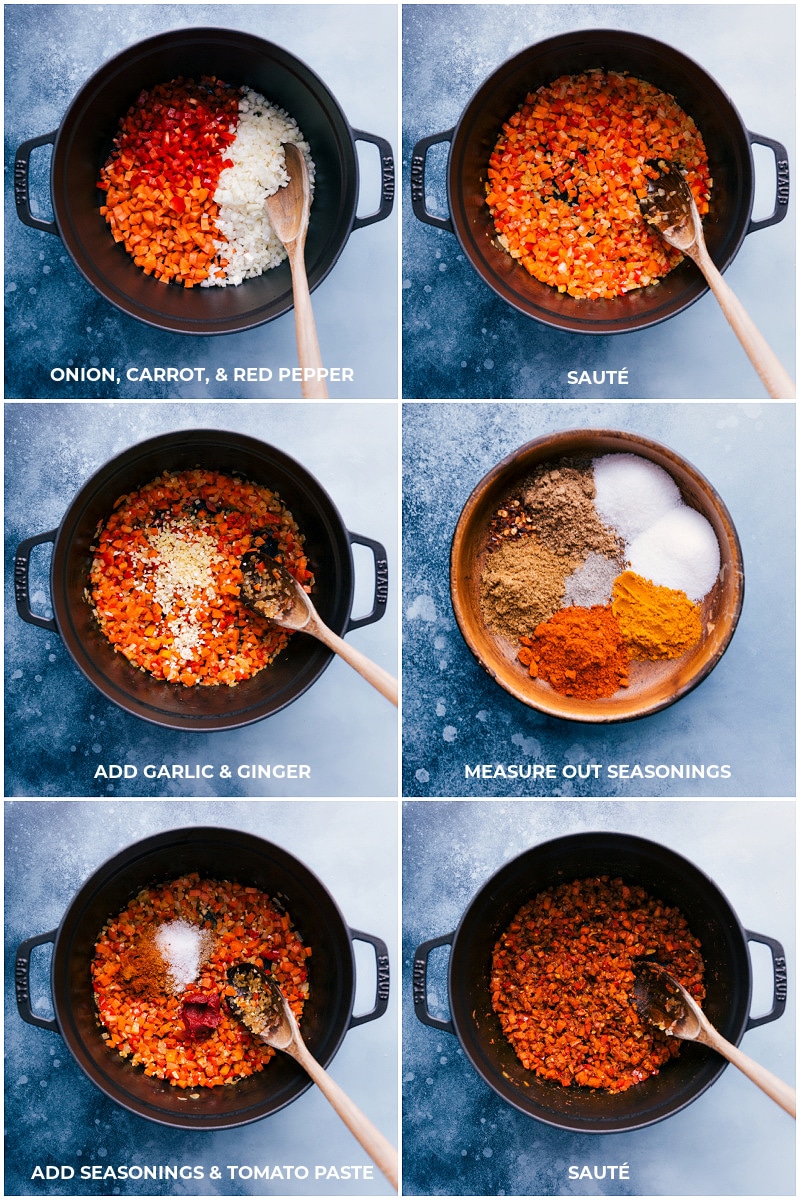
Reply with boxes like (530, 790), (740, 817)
(611, 570), (701, 660)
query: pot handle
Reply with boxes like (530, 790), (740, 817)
(351, 130), (395, 229)
(410, 129), (455, 232)
(745, 930), (788, 1030)
(15, 132), (59, 235)
(746, 133), (790, 234)
(347, 929), (391, 1028)
(412, 932), (456, 1034)
(16, 930), (59, 1032)
(346, 532), (389, 632)
(15, 530), (57, 632)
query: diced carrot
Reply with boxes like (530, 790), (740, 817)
(87, 469), (313, 690)
(484, 70), (711, 298)
(97, 77), (240, 285)
(91, 873), (310, 1091)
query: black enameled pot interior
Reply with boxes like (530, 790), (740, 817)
(51, 827), (357, 1129)
(51, 28), (359, 333)
(49, 430), (353, 729)
(447, 833), (752, 1132)
(448, 29), (755, 333)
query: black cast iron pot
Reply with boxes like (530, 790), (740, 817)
(14, 429), (389, 730)
(14, 27), (394, 334)
(410, 29), (790, 334)
(413, 832), (788, 1132)
(16, 826), (391, 1130)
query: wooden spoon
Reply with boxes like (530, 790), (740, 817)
(240, 550), (398, 706)
(227, 963), (398, 1190)
(639, 161), (795, 399)
(266, 142), (328, 399)
(633, 961), (795, 1117)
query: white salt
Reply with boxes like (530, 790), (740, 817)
(155, 921), (210, 992)
(627, 506), (721, 601)
(593, 454), (681, 542)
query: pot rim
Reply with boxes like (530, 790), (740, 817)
(44, 826), (362, 1128)
(42, 429), (356, 729)
(46, 27), (363, 334)
(442, 27), (758, 333)
(426, 831), (762, 1132)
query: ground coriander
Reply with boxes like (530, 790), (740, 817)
(480, 535), (575, 642)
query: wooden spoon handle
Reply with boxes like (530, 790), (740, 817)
(287, 240), (329, 400)
(701, 1025), (796, 1117)
(692, 244), (795, 398)
(290, 1040), (399, 1189)
(310, 620), (399, 706)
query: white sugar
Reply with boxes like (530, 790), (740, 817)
(593, 453), (681, 542)
(155, 921), (210, 992)
(627, 506), (721, 601)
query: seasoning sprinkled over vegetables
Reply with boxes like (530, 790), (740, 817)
(91, 873), (311, 1088)
(518, 605), (630, 698)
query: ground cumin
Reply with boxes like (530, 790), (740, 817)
(521, 459), (622, 560)
(481, 535), (576, 641)
(518, 605), (630, 698)
(611, 570), (702, 659)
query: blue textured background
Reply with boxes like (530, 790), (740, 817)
(402, 799), (795, 1196)
(5, 4), (397, 400)
(402, 4), (795, 399)
(5, 800), (397, 1196)
(5, 403), (398, 797)
(401, 402), (795, 797)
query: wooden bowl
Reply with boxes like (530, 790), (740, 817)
(450, 430), (744, 723)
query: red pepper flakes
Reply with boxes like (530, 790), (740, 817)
(485, 71), (712, 299)
(491, 875), (705, 1093)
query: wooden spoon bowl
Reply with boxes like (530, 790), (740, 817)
(633, 961), (795, 1117)
(450, 429), (744, 723)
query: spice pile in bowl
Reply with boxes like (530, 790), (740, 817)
(91, 873), (311, 1089)
(87, 468), (314, 688)
(479, 452), (720, 700)
(485, 71), (711, 299)
(490, 875), (706, 1092)
(98, 76), (314, 287)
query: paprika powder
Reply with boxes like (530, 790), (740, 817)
(518, 605), (630, 699)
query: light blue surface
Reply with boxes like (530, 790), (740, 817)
(5, 800), (398, 1196)
(5, 4), (398, 400)
(402, 799), (795, 1196)
(5, 403), (398, 797)
(402, 3), (795, 399)
(402, 402), (795, 797)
